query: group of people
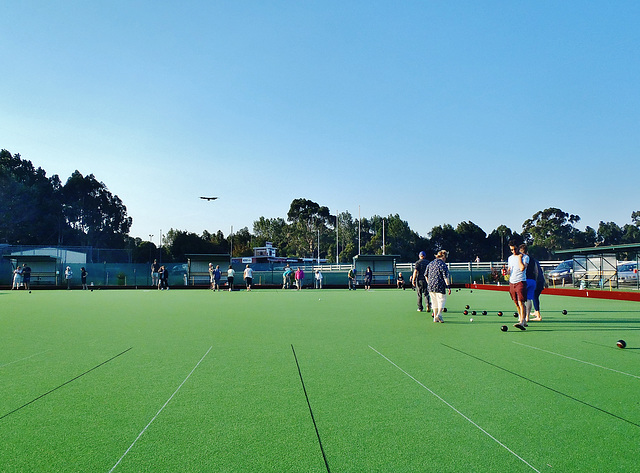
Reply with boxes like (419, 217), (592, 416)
(11, 263), (31, 290)
(150, 260), (169, 290)
(508, 240), (545, 330)
(346, 266), (374, 290)
(281, 265), (324, 290)
(411, 250), (452, 322)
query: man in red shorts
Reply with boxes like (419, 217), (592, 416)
(508, 240), (529, 330)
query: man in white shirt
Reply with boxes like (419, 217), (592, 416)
(243, 264), (253, 291)
(508, 240), (529, 330)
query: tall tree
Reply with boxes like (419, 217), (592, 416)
(286, 198), (333, 257)
(252, 217), (290, 255)
(455, 221), (487, 262)
(61, 171), (132, 248)
(429, 224), (458, 260)
(597, 221), (623, 246)
(336, 211), (357, 263)
(0, 150), (64, 244)
(487, 225), (514, 261)
(522, 208), (580, 253)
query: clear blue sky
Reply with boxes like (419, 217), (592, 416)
(2, 1), (639, 245)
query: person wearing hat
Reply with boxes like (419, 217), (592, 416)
(412, 251), (431, 312)
(426, 250), (451, 322)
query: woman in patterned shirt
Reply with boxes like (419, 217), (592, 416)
(426, 250), (451, 323)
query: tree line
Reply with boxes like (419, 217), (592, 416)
(3, 150), (640, 263)
(1, 150), (131, 248)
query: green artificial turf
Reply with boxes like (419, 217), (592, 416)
(1, 287), (639, 472)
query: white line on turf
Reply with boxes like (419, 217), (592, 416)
(108, 346), (213, 473)
(369, 345), (541, 473)
(0, 349), (51, 369)
(513, 341), (640, 380)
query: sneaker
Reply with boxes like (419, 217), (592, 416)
(417, 308), (423, 312)
(514, 323), (526, 331)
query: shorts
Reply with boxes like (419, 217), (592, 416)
(509, 281), (527, 303)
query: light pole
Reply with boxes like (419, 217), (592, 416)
(358, 205), (361, 255)
(336, 212), (339, 265)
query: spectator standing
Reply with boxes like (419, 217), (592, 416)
(315, 270), (323, 289)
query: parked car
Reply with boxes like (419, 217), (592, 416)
(548, 260), (573, 285)
(617, 262), (638, 284)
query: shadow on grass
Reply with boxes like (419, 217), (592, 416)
(541, 318), (640, 325)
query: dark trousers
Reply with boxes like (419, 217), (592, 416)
(417, 279), (430, 311)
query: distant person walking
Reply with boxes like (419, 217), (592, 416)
(244, 264), (253, 291)
(227, 265), (235, 291)
(426, 250), (451, 322)
(412, 251), (430, 312)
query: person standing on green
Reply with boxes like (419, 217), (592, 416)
(412, 251), (430, 312)
(348, 267), (356, 290)
(227, 265), (235, 291)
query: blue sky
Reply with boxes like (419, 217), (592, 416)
(2, 1), (639, 245)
